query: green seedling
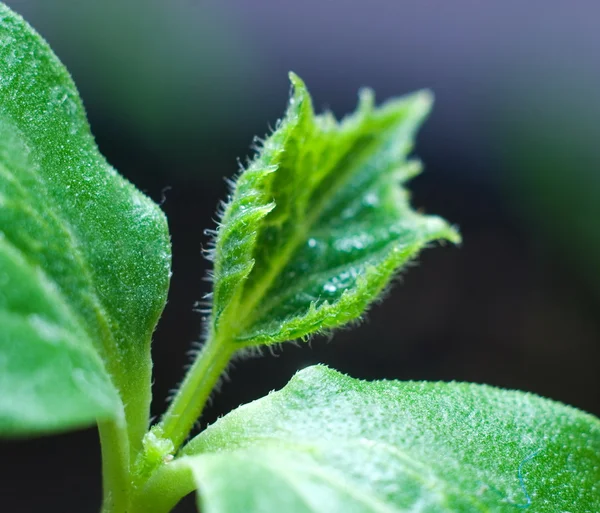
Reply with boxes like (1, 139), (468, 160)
(0, 5), (598, 513)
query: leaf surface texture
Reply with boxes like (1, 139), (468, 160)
(211, 73), (459, 346)
(173, 366), (600, 513)
(0, 5), (171, 441)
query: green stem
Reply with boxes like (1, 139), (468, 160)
(160, 335), (235, 450)
(130, 460), (196, 513)
(98, 418), (131, 513)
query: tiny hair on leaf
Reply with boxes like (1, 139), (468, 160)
(209, 72), (460, 349)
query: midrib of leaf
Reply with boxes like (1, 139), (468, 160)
(185, 434), (484, 511)
(191, 436), (436, 486)
(251, 236), (417, 322)
(0, 307), (92, 358)
(269, 457), (405, 513)
(219, 123), (405, 344)
(188, 443), (466, 513)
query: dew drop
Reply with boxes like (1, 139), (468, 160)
(323, 283), (337, 293)
(364, 192), (379, 207)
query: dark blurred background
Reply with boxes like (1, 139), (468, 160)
(2, 1), (600, 511)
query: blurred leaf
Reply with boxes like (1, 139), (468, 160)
(0, 5), (171, 443)
(499, 86), (600, 299)
(8, 0), (263, 155)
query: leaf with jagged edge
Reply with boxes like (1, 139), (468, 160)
(209, 73), (459, 347)
(136, 366), (600, 513)
(0, 4), (171, 446)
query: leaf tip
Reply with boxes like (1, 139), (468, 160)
(288, 71), (308, 102)
(416, 89), (434, 110)
(358, 88), (376, 113)
(447, 225), (462, 245)
(423, 216), (462, 246)
(387, 88), (434, 124)
(403, 89), (434, 122)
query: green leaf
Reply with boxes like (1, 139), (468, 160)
(0, 5), (171, 444)
(210, 73), (459, 347)
(146, 365), (600, 513)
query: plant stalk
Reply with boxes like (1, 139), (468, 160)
(98, 418), (131, 513)
(159, 335), (235, 450)
(129, 460), (196, 513)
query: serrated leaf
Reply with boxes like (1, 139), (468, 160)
(146, 366), (600, 513)
(211, 73), (459, 347)
(0, 5), (171, 443)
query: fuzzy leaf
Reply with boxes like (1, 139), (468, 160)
(146, 366), (600, 513)
(210, 73), (459, 346)
(0, 5), (171, 442)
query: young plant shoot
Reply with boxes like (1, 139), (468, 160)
(0, 4), (598, 513)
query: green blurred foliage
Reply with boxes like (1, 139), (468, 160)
(6, 0), (264, 164)
(499, 81), (600, 301)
